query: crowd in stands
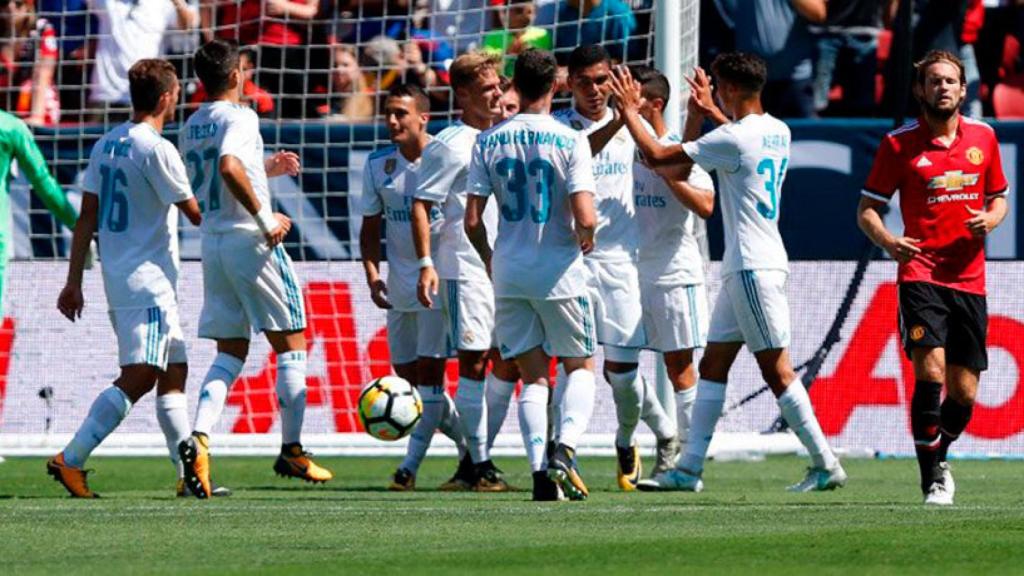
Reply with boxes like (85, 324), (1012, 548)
(2, 0), (1022, 126)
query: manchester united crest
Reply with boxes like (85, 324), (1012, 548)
(966, 146), (984, 166)
(384, 158), (397, 175)
(910, 325), (926, 342)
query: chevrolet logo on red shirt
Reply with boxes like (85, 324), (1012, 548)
(926, 170), (980, 191)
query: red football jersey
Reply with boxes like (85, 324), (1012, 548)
(863, 116), (1009, 295)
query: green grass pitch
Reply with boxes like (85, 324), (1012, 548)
(3, 455), (1024, 575)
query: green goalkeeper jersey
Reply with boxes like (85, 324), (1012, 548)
(0, 111), (77, 233)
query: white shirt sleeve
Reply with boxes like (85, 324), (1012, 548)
(566, 132), (596, 195)
(466, 138), (492, 198)
(219, 110), (257, 160)
(146, 140), (194, 205)
(360, 159), (383, 216)
(687, 163), (715, 191)
(682, 125), (741, 173)
(81, 142), (102, 196)
(415, 139), (463, 203)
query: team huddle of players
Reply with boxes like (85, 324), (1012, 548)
(361, 45), (847, 501)
(43, 34), (1006, 506)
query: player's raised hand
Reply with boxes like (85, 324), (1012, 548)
(265, 150), (300, 178)
(965, 206), (997, 237)
(57, 284), (84, 322)
(265, 212), (291, 246)
(685, 66), (717, 117)
(417, 266), (439, 308)
(608, 65), (643, 115)
(369, 279), (392, 309)
(885, 236), (922, 263)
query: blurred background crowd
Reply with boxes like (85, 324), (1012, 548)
(2, 0), (1023, 126)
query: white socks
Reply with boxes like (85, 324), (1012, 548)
(558, 368), (595, 450)
(485, 373), (516, 450)
(518, 383), (549, 472)
(63, 386), (132, 468)
(401, 385), (444, 474)
(777, 380), (838, 470)
(156, 392), (190, 478)
(550, 364), (567, 440)
(193, 353), (245, 436)
(641, 375), (677, 441)
(454, 377), (487, 463)
(438, 390), (467, 461)
(674, 385), (698, 448)
(276, 351), (308, 445)
(607, 369), (643, 448)
(678, 379), (726, 475)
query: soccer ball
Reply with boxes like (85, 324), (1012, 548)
(358, 376), (422, 441)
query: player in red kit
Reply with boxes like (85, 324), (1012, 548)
(857, 50), (1009, 506)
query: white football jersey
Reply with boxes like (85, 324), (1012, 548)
(181, 101), (270, 234)
(635, 132), (712, 286)
(683, 113), (790, 276)
(361, 145), (443, 311)
(81, 121), (192, 309)
(554, 106), (638, 263)
(467, 113), (595, 300)
(414, 121), (498, 283)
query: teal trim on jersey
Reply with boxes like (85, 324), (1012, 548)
(686, 285), (700, 346)
(740, 271), (772, 349)
(578, 296), (595, 355)
(145, 307), (159, 366)
(274, 246), (305, 331)
(446, 280), (459, 349)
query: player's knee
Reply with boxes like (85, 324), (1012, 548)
(115, 366), (160, 402)
(457, 350), (488, 380)
(490, 355), (520, 382)
(217, 339), (250, 362)
(698, 355), (728, 383)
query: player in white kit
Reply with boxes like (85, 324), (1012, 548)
(629, 65), (716, 477)
(553, 45), (678, 491)
(609, 52), (846, 493)
(359, 83), (467, 491)
(466, 49), (599, 501)
(411, 53), (520, 492)
(179, 40), (332, 499)
(48, 59), (202, 498)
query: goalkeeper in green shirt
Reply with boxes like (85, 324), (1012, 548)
(0, 110), (78, 314)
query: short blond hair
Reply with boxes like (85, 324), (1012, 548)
(448, 51), (502, 92)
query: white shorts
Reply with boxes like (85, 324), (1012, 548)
(494, 295), (596, 360)
(584, 258), (645, 349)
(440, 279), (495, 352)
(199, 232), (307, 340)
(109, 304), (187, 370)
(641, 282), (709, 352)
(386, 308), (451, 365)
(708, 270), (791, 352)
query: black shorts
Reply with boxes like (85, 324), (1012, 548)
(898, 282), (988, 371)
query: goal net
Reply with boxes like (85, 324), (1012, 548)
(1, 0), (966, 460)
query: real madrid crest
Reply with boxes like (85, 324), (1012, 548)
(384, 158), (397, 175)
(966, 146), (984, 166)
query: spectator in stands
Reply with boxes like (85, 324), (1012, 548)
(39, 0), (92, 122)
(960, 0), (985, 117)
(362, 33), (451, 111)
(811, 0), (892, 117)
(317, 43), (375, 121)
(333, 0), (411, 44)
(88, 0), (197, 124)
(0, 0), (60, 126)
(254, 0), (322, 119)
(717, 0), (826, 118)
(482, 0), (551, 76)
(551, 0), (636, 64)
(190, 47), (274, 116)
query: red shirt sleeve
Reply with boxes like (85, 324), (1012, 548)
(863, 134), (901, 201)
(985, 132), (1009, 196)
